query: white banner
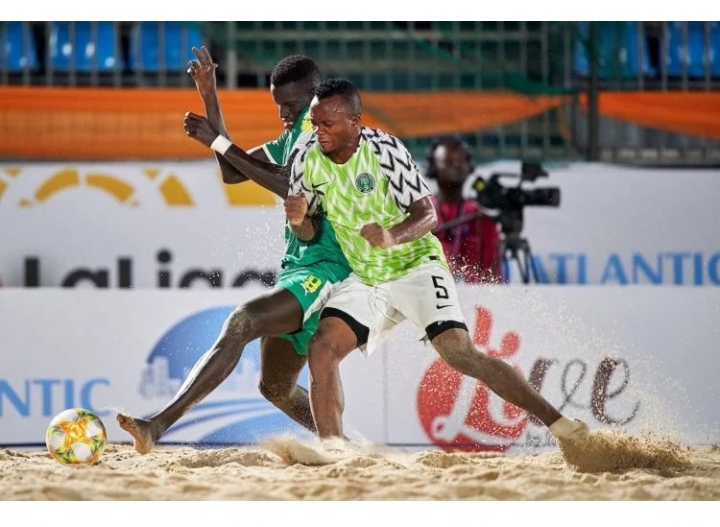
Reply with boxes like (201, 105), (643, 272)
(0, 286), (384, 447)
(382, 284), (720, 452)
(0, 286), (717, 452)
(0, 162), (285, 289)
(1, 161), (719, 288)
(465, 161), (720, 286)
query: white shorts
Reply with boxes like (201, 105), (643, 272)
(321, 260), (468, 356)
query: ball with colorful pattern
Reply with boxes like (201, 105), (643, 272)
(45, 408), (107, 465)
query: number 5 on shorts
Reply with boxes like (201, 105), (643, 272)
(431, 275), (449, 299)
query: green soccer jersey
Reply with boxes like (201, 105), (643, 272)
(289, 127), (447, 285)
(262, 107), (350, 270)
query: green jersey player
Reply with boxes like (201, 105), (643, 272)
(285, 78), (590, 447)
(116, 49), (351, 454)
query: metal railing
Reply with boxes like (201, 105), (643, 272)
(2, 21), (720, 164)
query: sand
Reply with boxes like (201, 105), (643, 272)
(1, 429), (718, 501)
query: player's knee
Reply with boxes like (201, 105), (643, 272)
(222, 305), (260, 346)
(307, 330), (341, 372)
(258, 379), (292, 405)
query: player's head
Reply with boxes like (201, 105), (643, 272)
(426, 137), (473, 188)
(309, 77), (362, 160)
(270, 54), (322, 131)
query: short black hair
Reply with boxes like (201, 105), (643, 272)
(315, 77), (362, 114)
(424, 136), (473, 180)
(270, 55), (321, 89)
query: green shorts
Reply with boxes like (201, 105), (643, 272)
(276, 261), (351, 356)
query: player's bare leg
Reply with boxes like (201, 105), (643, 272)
(259, 336), (316, 432)
(306, 317), (358, 439)
(430, 327), (589, 440)
(116, 288), (304, 454)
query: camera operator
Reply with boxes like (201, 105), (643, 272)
(426, 138), (503, 284)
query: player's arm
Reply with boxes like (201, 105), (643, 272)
(285, 195), (320, 241)
(361, 136), (437, 248)
(200, 75), (252, 185)
(286, 148), (320, 242)
(183, 112), (290, 198)
(187, 46), (259, 184)
(200, 90), (273, 183)
(222, 142), (289, 198)
(388, 196), (437, 243)
(359, 197), (437, 248)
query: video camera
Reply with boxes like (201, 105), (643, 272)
(471, 161), (560, 236)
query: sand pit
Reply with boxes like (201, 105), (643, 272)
(1, 429), (718, 500)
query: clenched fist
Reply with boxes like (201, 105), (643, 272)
(183, 112), (219, 147)
(285, 195), (309, 226)
(360, 223), (395, 249)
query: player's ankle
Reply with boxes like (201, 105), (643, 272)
(548, 416), (588, 440)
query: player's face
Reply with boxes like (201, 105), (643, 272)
(309, 95), (360, 161)
(271, 81), (312, 130)
(434, 143), (471, 185)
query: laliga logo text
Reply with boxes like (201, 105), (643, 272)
(416, 307), (641, 452)
(0, 166), (280, 288)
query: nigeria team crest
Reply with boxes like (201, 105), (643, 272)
(355, 173), (375, 194)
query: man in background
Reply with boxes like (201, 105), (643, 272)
(426, 138), (502, 283)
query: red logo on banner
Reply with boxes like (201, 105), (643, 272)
(416, 307), (529, 452)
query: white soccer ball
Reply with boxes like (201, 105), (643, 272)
(45, 408), (107, 465)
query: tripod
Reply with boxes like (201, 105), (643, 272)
(495, 231), (542, 284)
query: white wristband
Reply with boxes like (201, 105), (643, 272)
(210, 135), (233, 155)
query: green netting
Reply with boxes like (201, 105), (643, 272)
(199, 21), (586, 95)
(196, 21), (590, 161)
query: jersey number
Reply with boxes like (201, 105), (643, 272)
(302, 275), (323, 294)
(431, 275), (449, 299)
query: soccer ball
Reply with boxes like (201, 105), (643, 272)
(45, 408), (107, 465)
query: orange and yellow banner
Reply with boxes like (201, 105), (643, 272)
(578, 92), (720, 141)
(0, 87), (565, 160)
(2, 86), (719, 161)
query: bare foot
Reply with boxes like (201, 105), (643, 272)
(261, 435), (341, 466)
(116, 414), (156, 455)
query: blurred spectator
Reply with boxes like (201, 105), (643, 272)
(425, 138), (503, 284)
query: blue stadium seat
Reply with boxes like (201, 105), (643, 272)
(666, 21), (714, 78)
(50, 22), (119, 71)
(687, 22), (708, 78)
(711, 22), (720, 77)
(573, 22), (592, 76)
(129, 22), (202, 72)
(665, 22), (683, 77)
(574, 22), (652, 78)
(623, 22), (656, 78)
(3, 21), (38, 71)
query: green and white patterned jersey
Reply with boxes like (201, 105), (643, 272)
(289, 127), (447, 285)
(262, 107), (350, 270)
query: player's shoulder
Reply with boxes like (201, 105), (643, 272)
(361, 127), (408, 153)
(361, 128), (415, 171)
(360, 126), (389, 142)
